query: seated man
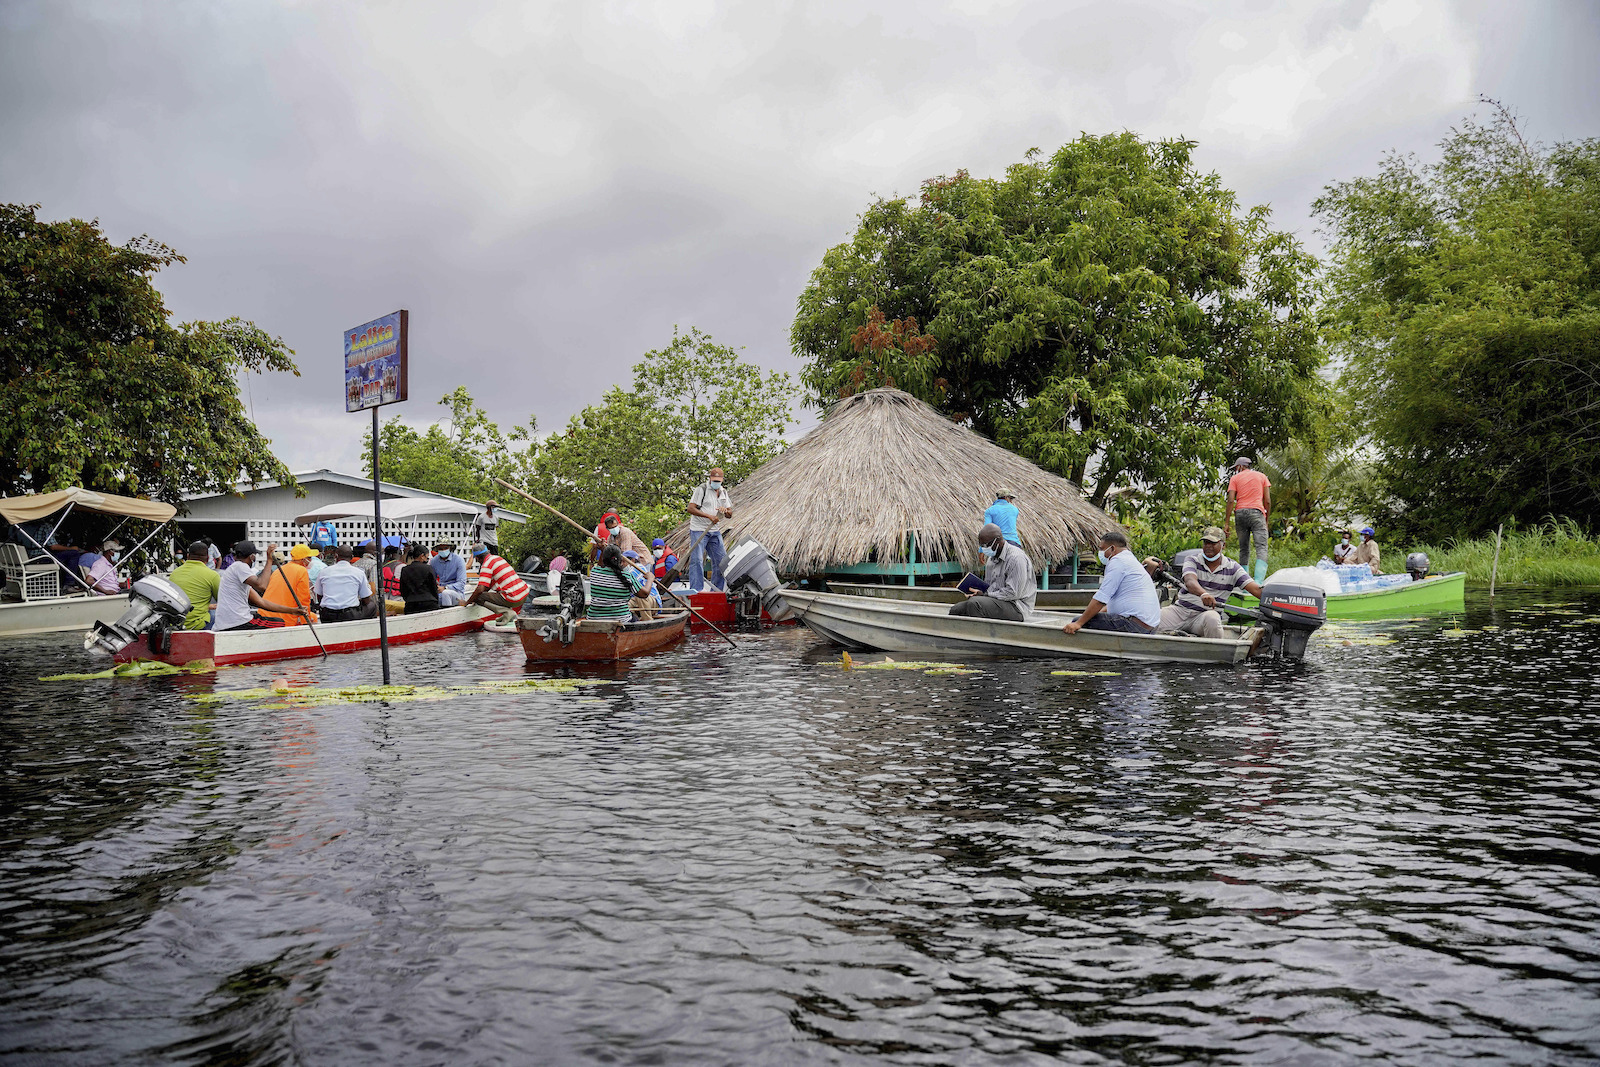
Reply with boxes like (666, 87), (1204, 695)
(80, 539), (123, 595)
(314, 545), (378, 623)
(465, 543), (530, 624)
(400, 543), (441, 614)
(1331, 529), (1355, 565)
(588, 544), (647, 622)
(429, 539), (467, 606)
(258, 544), (316, 626)
(1060, 529), (1161, 635)
(168, 540), (221, 631)
(1350, 526), (1382, 574)
(1155, 526), (1263, 639)
(651, 538), (680, 585)
(949, 523), (1036, 621)
(215, 541), (308, 631)
(595, 510), (650, 561)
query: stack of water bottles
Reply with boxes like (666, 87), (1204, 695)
(1316, 559), (1413, 594)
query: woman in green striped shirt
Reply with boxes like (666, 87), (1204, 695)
(588, 544), (647, 621)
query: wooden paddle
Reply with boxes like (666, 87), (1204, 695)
(492, 477), (738, 649)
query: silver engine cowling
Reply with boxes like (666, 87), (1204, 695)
(84, 575), (192, 655)
(722, 541), (794, 622)
(1406, 552), (1430, 581)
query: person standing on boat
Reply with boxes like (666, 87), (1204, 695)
(465, 543), (529, 623)
(429, 539), (467, 606)
(215, 541), (307, 631)
(470, 501), (500, 551)
(314, 545), (378, 623)
(1350, 527), (1382, 574)
(169, 541), (221, 630)
(983, 489), (1022, 548)
(1060, 530), (1161, 635)
(1155, 527), (1263, 639)
(1226, 456), (1272, 583)
(949, 523), (1036, 621)
(686, 468), (733, 593)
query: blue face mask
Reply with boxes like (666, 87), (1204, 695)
(980, 545), (996, 560)
(1203, 549), (1223, 563)
(1097, 550), (1109, 565)
(438, 551), (451, 560)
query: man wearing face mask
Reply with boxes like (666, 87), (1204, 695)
(429, 539), (467, 606)
(593, 510), (650, 562)
(686, 467), (733, 593)
(1332, 529), (1355, 565)
(1155, 527), (1263, 639)
(949, 523), (1036, 621)
(1061, 529), (1162, 635)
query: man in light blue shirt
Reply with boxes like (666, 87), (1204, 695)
(429, 539), (467, 606)
(1061, 529), (1161, 634)
(982, 489), (1021, 547)
(313, 545), (376, 623)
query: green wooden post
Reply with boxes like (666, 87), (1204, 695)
(1071, 549), (1079, 584)
(1040, 559), (1051, 591)
(906, 530), (917, 586)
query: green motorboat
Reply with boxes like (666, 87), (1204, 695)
(1233, 571), (1466, 620)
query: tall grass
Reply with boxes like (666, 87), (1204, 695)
(1250, 519), (1600, 586)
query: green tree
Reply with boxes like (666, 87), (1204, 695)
(791, 137), (1325, 508)
(633, 325), (795, 481)
(1315, 101), (1600, 538)
(364, 386), (537, 501)
(0, 203), (298, 501)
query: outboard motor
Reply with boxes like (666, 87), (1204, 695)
(1251, 575), (1327, 661)
(1406, 552), (1430, 581)
(722, 541), (794, 622)
(84, 575), (192, 656)
(535, 569), (588, 645)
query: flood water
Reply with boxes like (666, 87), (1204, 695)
(3, 590), (1599, 1065)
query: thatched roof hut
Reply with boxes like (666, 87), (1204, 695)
(677, 388), (1117, 575)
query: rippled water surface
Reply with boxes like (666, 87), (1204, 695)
(3, 590), (1600, 1065)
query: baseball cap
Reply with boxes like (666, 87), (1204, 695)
(289, 544), (319, 560)
(1233, 456), (1252, 468)
(1360, 526), (1375, 536)
(996, 487), (1017, 499)
(1200, 526), (1226, 543)
(471, 543), (489, 557)
(186, 540), (209, 558)
(233, 540), (258, 558)
(652, 538), (665, 548)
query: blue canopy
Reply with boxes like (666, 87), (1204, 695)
(361, 535), (407, 548)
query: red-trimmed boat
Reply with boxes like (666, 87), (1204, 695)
(114, 605), (496, 667)
(516, 609), (689, 662)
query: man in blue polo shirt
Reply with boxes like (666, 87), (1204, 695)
(982, 488), (1021, 547)
(1060, 529), (1161, 635)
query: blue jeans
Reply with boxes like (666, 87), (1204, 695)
(1083, 612), (1155, 633)
(688, 530), (727, 592)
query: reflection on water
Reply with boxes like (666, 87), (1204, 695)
(2, 590), (1599, 1064)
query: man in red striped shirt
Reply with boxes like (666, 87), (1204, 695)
(465, 543), (530, 623)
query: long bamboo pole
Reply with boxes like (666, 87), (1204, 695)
(1489, 523), (1504, 597)
(492, 477), (738, 649)
(267, 552), (327, 658)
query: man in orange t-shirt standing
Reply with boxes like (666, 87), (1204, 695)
(1226, 456), (1272, 583)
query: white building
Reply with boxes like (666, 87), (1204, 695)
(178, 470), (526, 551)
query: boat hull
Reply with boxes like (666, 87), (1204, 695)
(1235, 571), (1466, 619)
(775, 590), (1261, 664)
(0, 593), (128, 638)
(826, 581), (1100, 610)
(114, 605), (496, 666)
(516, 611), (689, 662)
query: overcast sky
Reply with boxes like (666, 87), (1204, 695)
(3, 0), (1597, 476)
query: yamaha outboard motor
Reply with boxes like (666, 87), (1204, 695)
(722, 541), (794, 622)
(1406, 552), (1430, 581)
(84, 575), (192, 656)
(1252, 574), (1327, 661)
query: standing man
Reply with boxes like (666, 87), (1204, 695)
(429, 539), (467, 606)
(168, 541), (221, 631)
(215, 541), (307, 631)
(1349, 526), (1382, 574)
(471, 500), (499, 552)
(686, 466), (733, 593)
(1060, 530), (1161, 635)
(983, 489), (1022, 548)
(465, 543), (529, 624)
(1154, 527), (1263, 639)
(313, 545), (377, 622)
(949, 523), (1035, 621)
(1226, 456), (1273, 583)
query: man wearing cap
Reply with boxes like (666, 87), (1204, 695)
(471, 500), (500, 550)
(465, 543), (529, 623)
(686, 467), (733, 593)
(1226, 456), (1273, 583)
(983, 489), (1022, 548)
(79, 539), (123, 595)
(1350, 527), (1382, 574)
(594, 510), (650, 562)
(1156, 527), (1263, 639)
(313, 545), (378, 623)
(259, 545), (316, 627)
(429, 539), (467, 606)
(1061, 530), (1162, 635)
(168, 540), (221, 630)
(950, 523), (1036, 621)
(216, 541), (307, 631)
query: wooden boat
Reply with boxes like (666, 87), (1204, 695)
(516, 610), (689, 662)
(1233, 571), (1466, 620)
(827, 580), (1102, 610)
(773, 589), (1263, 665)
(113, 605), (496, 666)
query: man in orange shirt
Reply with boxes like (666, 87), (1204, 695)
(259, 544), (316, 626)
(1226, 456), (1272, 583)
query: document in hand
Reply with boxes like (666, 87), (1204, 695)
(956, 572), (989, 595)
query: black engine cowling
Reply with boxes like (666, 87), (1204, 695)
(1253, 577), (1327, 660)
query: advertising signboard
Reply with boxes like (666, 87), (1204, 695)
(344, 310), (408, 412)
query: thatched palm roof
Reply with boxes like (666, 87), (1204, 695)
(675, 388), (1118, 574)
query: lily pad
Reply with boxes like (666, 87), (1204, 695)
(41, 659), (216, 681)
(189, 676), (604, 708)
(1050, 669), (1121, 677)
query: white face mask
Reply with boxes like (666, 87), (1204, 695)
(709, 480), (722, 490)
(1203, 549), (1223, 563)
(1097, 550), (1109, 565)
(980, 544), (996, 560)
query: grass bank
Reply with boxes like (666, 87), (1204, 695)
(1259, 520), (1600, 587)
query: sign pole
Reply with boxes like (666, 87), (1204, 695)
(372, 405), (391, 684)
